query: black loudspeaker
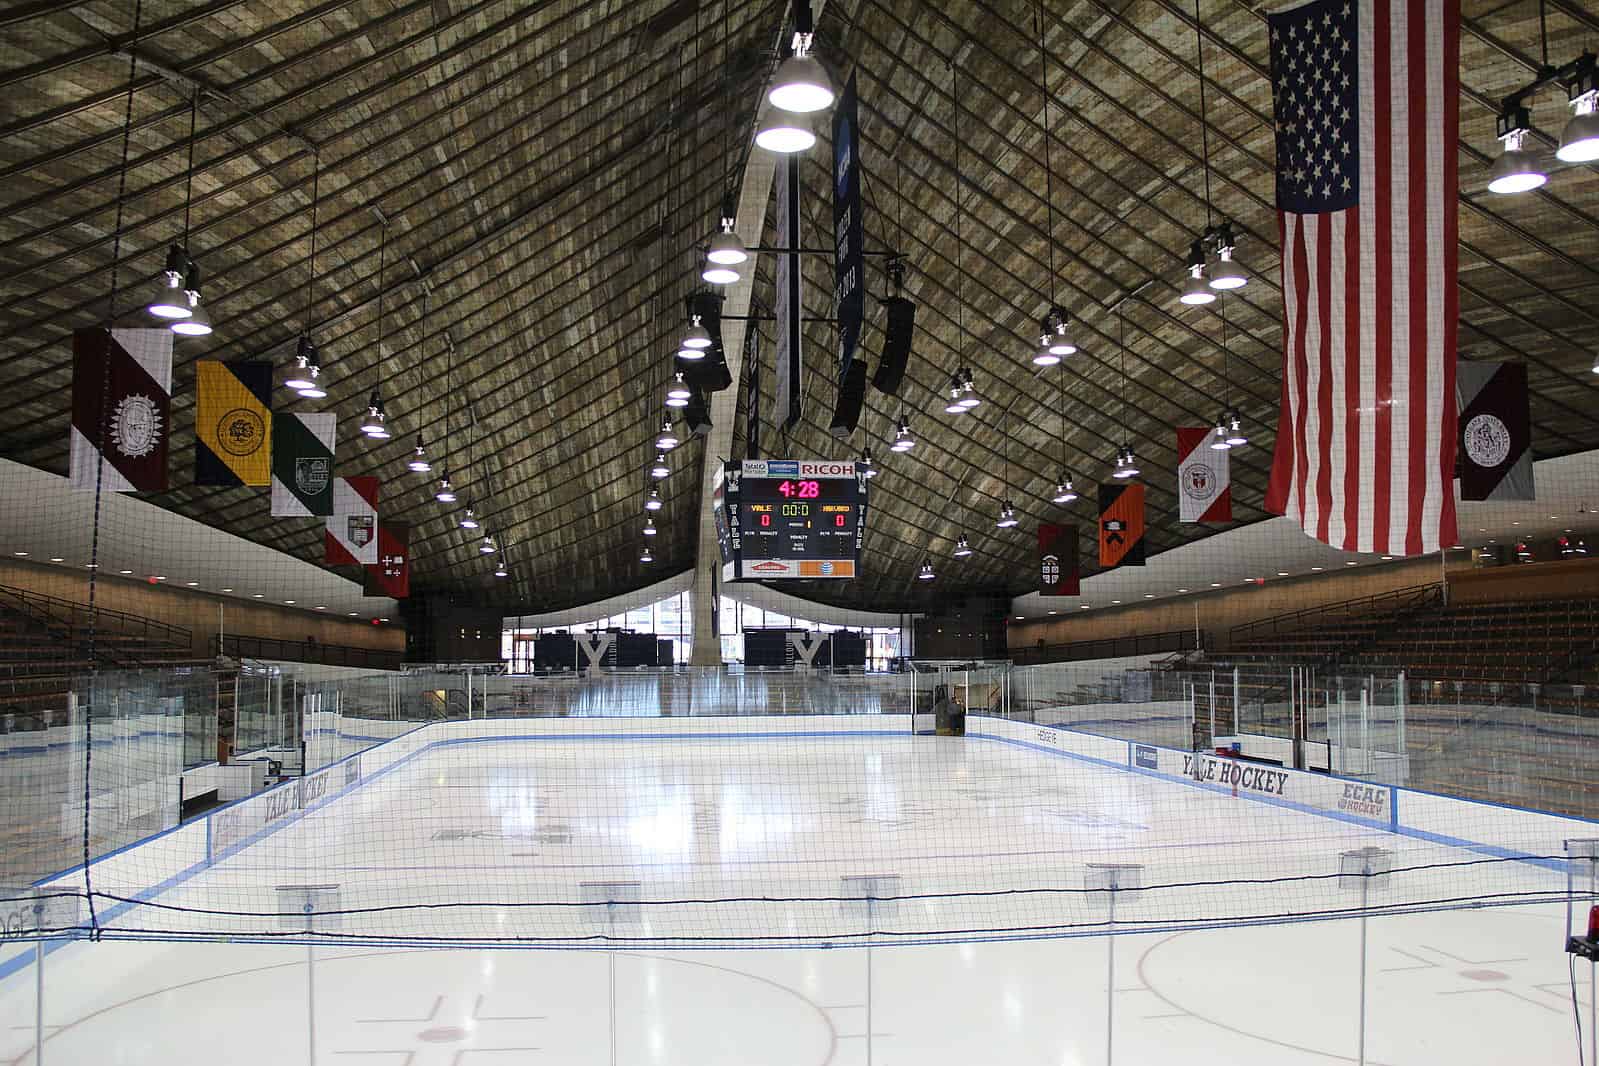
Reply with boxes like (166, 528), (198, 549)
(690, 291), (733, 392)
(685, 383), (713, 437)
(872, 297), (916, 395)
(829, 359), (869, 438)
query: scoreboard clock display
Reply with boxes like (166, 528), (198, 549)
(713, 459), (867, 580)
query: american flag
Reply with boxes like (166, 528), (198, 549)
(1264, 0), (1460, 556)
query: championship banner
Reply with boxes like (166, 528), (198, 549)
(364, 521), (409, 598)
(1457, 361), (1533, 501)
(70, 327), (172, 493)
(745, 326), (761, 460)
(832, 72), (863, 378)
(1176, 427), (1232, 523)
(1038, 523), (1080, 596)
(774, 153), (803, 429)
(195, 360), (271, 486)
(326, 476), (379, 565)
(270, 412), (335, 516)
(1098, 482), (1146, 568)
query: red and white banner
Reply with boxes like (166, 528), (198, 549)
(1264, 0), (1459, 555)
(326, 476), (379, 565)
(69, 328), (172, 493)
(363, 521), (409, 599)
(1176, 427), (1232, 524)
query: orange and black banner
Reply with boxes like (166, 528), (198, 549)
(1098, 482), (1145, 568)
(1038, 523), (1079, 596)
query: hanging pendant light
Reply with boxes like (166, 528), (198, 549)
(682, 315), (713, 351)
(917, 559), (935, 580)
(707, 216), (749, 267)
(460, 507), (480, 530)
(859, 450), (877, 479)
(1032, 334), (1061, 368)
(1180, 241), (1217, 305)
(1488, 109), (1547, 194)
(701, 252), (739, 287)
(953, 534), (972, 558)
(360, 392), (388, 437)
(755, 108), (816, 153)
(293, 156), (326, 393)
(640, 546), (655, 564)
(1208, 223), (1248, 290)
(434, 472), (457, 503)
(285, 335), (318, 390)
(493, 557), (509, 578)
(170, 300), (212, 337)
(406, 437), (432, 472)
(656, 418), (679, 451)
(666, 372), (691, 408)
(1113, 444), (1140, 479)
(148, 245), (192, 319)
(768, 41), (834, 113)
(478, 535), (495, 554)
(296, 371), (326, 400)
(996, 500), (1019, 529)
(650, 453), (671, 479)
(1052, 476), (1078, 505)
(957, 367), (980, 409)
(643, 517), (658, 536)
(1210, 416), (1232, 451)
(1558, 74), (1599, 163)
(1225, 411), (1248, 447)
(645, 488), (663, 512)
(943, 375), (967, 415)
(891, 416), (915, 452)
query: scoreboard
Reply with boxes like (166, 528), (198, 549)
(713, 459), (866, 580)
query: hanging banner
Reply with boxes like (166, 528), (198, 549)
(1098, 482), (1146, 568)
(195, 360), (272, 487)
(1457, 361), (1533, 501)
(326, 476), (379, 565)
(270, 412), (336, 516)
(1038, 523), (1080, 596)
(745, 325), (762, 460)
(364, 521), (410, 598)
(70, 327), (172, 493)
(1176, 426), (1232, 523)
(774, 153), (803, 430)
(832, 72), (863, 379)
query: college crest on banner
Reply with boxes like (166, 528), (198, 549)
(1038, 523), (1080, 596)
(69, 327), (172, 493)
(1456, 361), (1533, 501)
(271, 412), (335, 516)
(195, 360), (272, 486)
(1098, 482), (1145, 568)
(326, 476), (380, 565)
(364, 522), (409, 598)
(1176, 427), (1232, 523)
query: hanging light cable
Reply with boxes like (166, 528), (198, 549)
(149, 93), (196, 322)
(1033, 5), (1071, 367)
(169, 92), (214, 337)
(361, 217), (391, 438)
(949, 56), (971, 418)
(704, 10), (747, 283)
(1179, 1), (1221, 306)
(1222, 306), (1247, 446)
(287, 155), (324, 395)
(1052, 356), (1078, 503)
(1113, 307), (1140, 479)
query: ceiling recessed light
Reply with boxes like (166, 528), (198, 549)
(316, 605), (327, 610)
(84, 563), (97, 569)
(151, 575), (166, 582)
(1047, 610), (1058, 615)
(185, 581), (199, 586)
(1177, 588), (1189, 593)
(284, 600), (295, 605)
(221, 587), (233, 592)
(348, 612), (358, 617)
(252, 593), (264, 598)
(118, 569), (133, 575)
(1380, 555), (1394, 561)
(1210, 582), (1221, 587)
(1550, 515), (1559, 519)
(1345, 561), (1358, 566)
(49, 557), (63, 563)
(379, 618), (389, 623)
(1311, 566), (1323, 572)
(1277, 571), (1289, 577)
(1111, 599), (1121, 604)
(1144, 593), (1155, 599)
(1079, 604), (1091, 609)
(11, 551), (27, 557)
(1015, 615), (1025, 620)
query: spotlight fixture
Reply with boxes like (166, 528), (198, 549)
(1180, 241), (1217, 305)
(169, 301), (212, 337)
(359, 392), (388, 437)
(755, 108), (816, 153)
(1037, 308), (1077, 361)
(656, 418), (679, 451)
(147, 245), (192, 319)
(640, 546), (655, 564)
(643, 517), (658, 536)
(434, 473), (457, 504)
(493, 558), (509, 578)
(1113, 444), (1140, 479)
(666, 372), (691, 408)
(650, 453), (670, 479)
(953, 534), (972, 557)
(1225, 411), (1248, 447)
(295, 372), (326, 400)
(890, 416), (915, 452)
(957, 367), (980, 408)
(859, 450), (877, 479)
(1052, 476), (1078, 505)
(996, 500), (1019, 529)
(285, 335), (318, 390)
(706, 215), (749, 267)
(1032, 338), (1061, 368)
(701, 253), (739, 287)
(459, 507), (480, 530)
(1210, 416), (1232, 450)
(682, 315), (713, 351)
(767, 36), (834, 114)
(645, 488), (663, 512)
(943, 374), (967, 415)
(1488, 114), (1547, 195)
(917, 559), (935, 580)
(1559, 65), (1599, 162)
(479, 536), (495, 554)
(1207, 223), (1248, 290)
(406, 438), (431, 472)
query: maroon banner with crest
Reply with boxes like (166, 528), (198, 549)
(70, 327), (172, 493)
(363, 521), (409, 598)
(1038, 523), (1080, 596)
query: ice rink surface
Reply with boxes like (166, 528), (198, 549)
(0, 733), (1589, 1063)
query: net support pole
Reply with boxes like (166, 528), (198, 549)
(34, 939), (44, 1066)
(1339, 848), (1392, 1066)
(865, 897), (875, 1066)
(1086, 864), (1142, 1066)
(306, 941), (317, 1066)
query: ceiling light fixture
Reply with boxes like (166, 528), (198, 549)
(285, 334), (319, 390)
(1225, 411), (1248, 447)
(650, 453), (670, 479)
(682, 316), (712, 352)
(1052, 476), (1078, 505)
(435, 472), (457, 504)
(656, 418), (679, 451)
(640, 546), (655, 564)
(1113, 444), (1140, 480)
(666, 372), (691, 407)
(917, 559), (935, 581)
(479, 536), (495, 554)
(494, 558), (509, 578)
(645, 488), (663, 512)
(859, 450), (877, 479)
(147, 244), (192, 319)
(460, 507), (479, 530)
(360, 392), (387, 437)
(291, 154), (325, 393)
(996, 500), (1019, 529)
(1207, 222), (1248, 290)
(1558, 57), (1599, 162)
(755, 109), (816, 153)
(1488, 111), (1547, 194)
(643, 517), (658, 536)
(406, 438), (431, 473)
(169, 301), (212, 337)
(891, 416), (915, 452)
(943, 374), (967, 415)
(1179, 241), (1217, 305)
(359, 213), (394, 439)
(1210, 415), (1232, 450)
(700, 252), (739, 287)
(957, 368), (980, 409)
(953, 534), (972, 557)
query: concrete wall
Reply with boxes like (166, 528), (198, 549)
(0, 559), (404, 657)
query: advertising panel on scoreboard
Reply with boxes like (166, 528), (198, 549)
(722, 459), (865, 581)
